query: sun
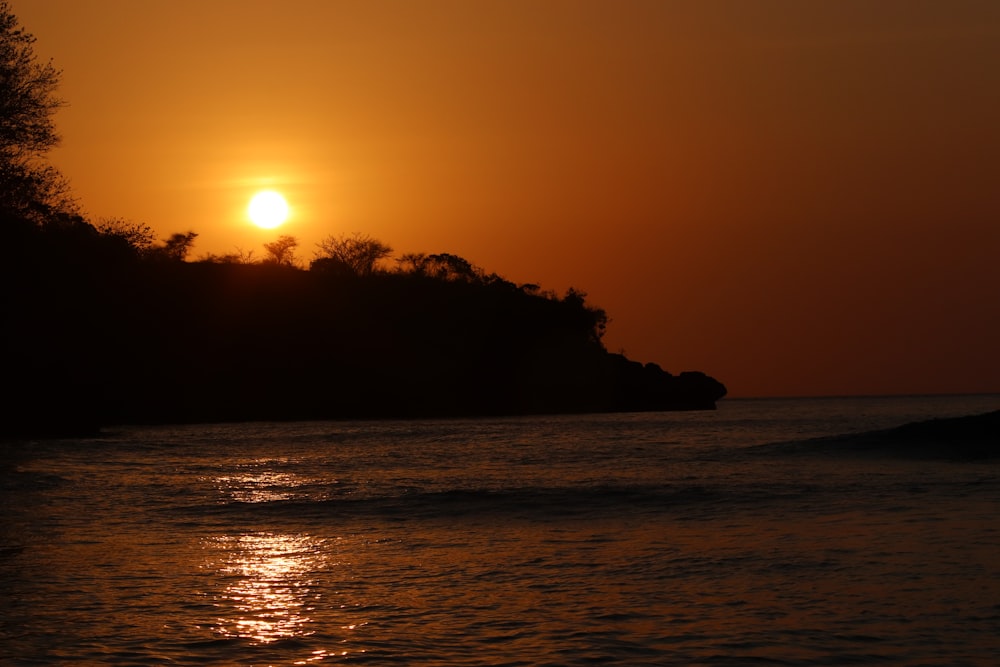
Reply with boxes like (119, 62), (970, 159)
(248, 190), (290, 229)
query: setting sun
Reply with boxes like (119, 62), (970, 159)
(247, 190), (289, 229)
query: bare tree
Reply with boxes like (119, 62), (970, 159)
(313, 232), (392, 276)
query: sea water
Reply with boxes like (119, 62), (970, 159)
(2, 395), (998, 665)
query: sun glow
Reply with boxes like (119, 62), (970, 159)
(248, 190), (290, 229)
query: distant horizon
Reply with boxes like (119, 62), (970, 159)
(721, 391), (1000, 402)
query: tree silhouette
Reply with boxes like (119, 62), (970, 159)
(313, 232), (392, 276)
(0, 2), (73, 222)
(94, 216), (156, 254)
(198, 247), (256, 264)
(396, 252), (429, 275)
(147, 231), (198, 261)
(263, 234), (299, 266)
(424, 253), (480, 281)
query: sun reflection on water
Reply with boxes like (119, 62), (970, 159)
(215, 462), (302, 503)
(209, 532), (327, 644)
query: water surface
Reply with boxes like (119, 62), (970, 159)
(2, 395), (999, 665)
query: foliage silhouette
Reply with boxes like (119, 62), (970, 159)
(262, 234), (299, 266)
(313, 232), (393, 276)
(94, 217), (157, 256)
(152, 231), (199, 262)
(0, 2), (73, 223)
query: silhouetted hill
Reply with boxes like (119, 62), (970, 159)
(2, 215), (726, 436)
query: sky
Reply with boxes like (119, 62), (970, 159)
(16, 0), (1000, 398)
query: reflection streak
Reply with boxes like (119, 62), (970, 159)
(209, 532), (327, 644)
(215, 462), (300, 503)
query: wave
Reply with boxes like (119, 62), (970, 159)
(748, 409), (1000, 460)
(167, 480), (831, 526)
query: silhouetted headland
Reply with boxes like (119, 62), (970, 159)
(3, 0), (723, 439)
(751, 410), (1000, 460)
(3, 213), (726, 437)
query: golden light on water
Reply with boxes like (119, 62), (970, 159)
(214, 459), (328, 504)
(216, 469), (299, 503)
(202, 463), (365, 658)
(211, 532), (327, 644)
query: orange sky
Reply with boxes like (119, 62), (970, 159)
(17, 0), (1000, 397)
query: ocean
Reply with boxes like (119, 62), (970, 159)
(2, 395), (998, 666)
